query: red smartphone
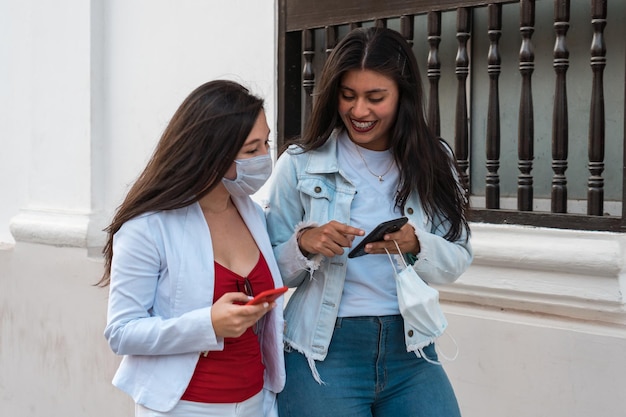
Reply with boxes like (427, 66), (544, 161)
(245, 286), (289, 305)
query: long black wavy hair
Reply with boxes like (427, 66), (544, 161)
(98, 80), (264, 286)
(291, 27), (470, 242)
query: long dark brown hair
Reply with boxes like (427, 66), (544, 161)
(291, 27), (470, 241)
(98, 80), (264, 286)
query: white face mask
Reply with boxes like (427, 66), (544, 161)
(385, 240), (457, 364)
(222, 154), (272, 196)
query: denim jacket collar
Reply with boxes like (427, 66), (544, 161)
(302, 129), (343, 175)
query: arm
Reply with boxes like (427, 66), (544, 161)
(104, 216), (221, 356)
(411, 140), (472, 284)
(265, 150), (323, 286)
(410, 215), (473, 285)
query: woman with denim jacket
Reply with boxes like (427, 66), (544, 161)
(99, 80), (285, 417)
(265, 27), (472, 417)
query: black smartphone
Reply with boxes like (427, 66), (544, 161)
(347, 217), (408, 258)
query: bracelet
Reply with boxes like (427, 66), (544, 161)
(296, 227), (313, 245)
(296, 227), (313, 256)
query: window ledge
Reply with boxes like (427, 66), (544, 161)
(438, 223), (626, 325)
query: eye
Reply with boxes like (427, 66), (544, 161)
(340, 93), (355, 101)
(244, 140), (270, 155)
(369, 97), (384, 103)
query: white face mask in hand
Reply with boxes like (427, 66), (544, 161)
(385, 240), (457, 364)
(222, 154), (272, 196)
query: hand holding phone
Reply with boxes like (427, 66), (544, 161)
(245, 286), (289, 305)
(347, 217), (408, 258)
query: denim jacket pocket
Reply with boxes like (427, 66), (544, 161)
(298, 177), (333, 201)
(297, 177), (337, 224)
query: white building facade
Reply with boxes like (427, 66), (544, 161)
(1, 1), (624, 416)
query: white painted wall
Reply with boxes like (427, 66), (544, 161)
(0, 243), (132, 415)
(1, 0), (276, 415)
(1, 1), (626, 416)
(1, 0), (277, 249)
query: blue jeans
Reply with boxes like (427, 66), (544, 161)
(277, 315), (461, 417)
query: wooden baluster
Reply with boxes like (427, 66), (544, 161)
(518, 0), (535, 211)
(349, 22), (362, 31)
(486, 4), (502, 209)
(551, 0), (570, 213)
(623, 41), (626, 224)
(375, 18), (387, 28)
(325, 25), (338, 58)
(427, 11), (442, 138)
(400, 15), (414, 48)
(455, 8), (471, 193)
(588, 0), (607, 215)
(302, 29), (315, 125)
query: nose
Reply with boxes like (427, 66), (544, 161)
(351, 98), (370, 119)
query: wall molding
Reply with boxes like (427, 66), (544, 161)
(439, 223), (626, 325)
(10, 209), (92, 248)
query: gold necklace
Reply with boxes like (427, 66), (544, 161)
(354, 143), (394, 182)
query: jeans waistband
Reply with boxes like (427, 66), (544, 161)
(335, 314), (403, 327)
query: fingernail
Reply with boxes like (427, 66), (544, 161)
(263, 302), (269, 308)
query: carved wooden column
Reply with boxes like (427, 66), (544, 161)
(518, 0), (535, 211)
(302, 29), (315, 127)
(349, 22), (362, 31)
(455, 7), (471, 192)
(551, 0), (570, 213)
(325, 25), (338, 58)
(400, 15), (414, 48)
(486, 4), (502, 209)
(427, 11), (442, 138)
(587, 0), (607, 215)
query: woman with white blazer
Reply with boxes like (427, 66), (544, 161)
(98, 80), (286, 417)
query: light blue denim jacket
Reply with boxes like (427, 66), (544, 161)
(265, 129), (472, 381)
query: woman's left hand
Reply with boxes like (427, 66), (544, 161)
(363, 224), (420, 256)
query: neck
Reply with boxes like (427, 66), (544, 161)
(199, 187), (234, 214)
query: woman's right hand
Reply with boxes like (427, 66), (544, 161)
(211, 292), (274, 338)
(297, 220), (364, 258)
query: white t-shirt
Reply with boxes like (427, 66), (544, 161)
(337, 133), (402, 317)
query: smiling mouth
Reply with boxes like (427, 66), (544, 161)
(350, 119), (377, 133)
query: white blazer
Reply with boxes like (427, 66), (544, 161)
(104, 197), (285, 414)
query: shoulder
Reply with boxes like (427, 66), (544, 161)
(126, 206), (193, 224)
(282, 128), (342, 157)
(275, 145), (307, 173)
(116, 206), (196, 239)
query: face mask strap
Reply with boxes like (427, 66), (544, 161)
(384, 239), (407, 272)
(436, 332), (459, 362)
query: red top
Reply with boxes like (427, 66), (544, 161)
(181, 252), (275, 403)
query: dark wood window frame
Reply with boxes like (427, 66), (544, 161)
(277, 0), (626, 232)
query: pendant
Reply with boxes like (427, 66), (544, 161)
(378, 176), (384, 182)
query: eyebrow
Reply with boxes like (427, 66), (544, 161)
(340, 85), (388, 94)
(243, 132), (271, 146)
